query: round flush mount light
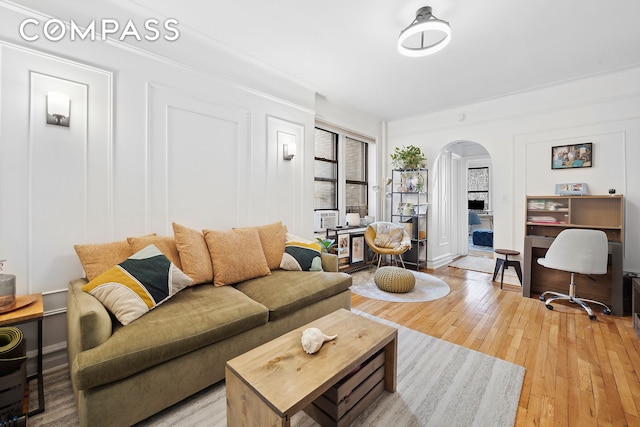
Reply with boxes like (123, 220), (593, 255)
(398, 6), (451, 57)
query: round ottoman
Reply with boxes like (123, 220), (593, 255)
(374, 266), (415, 293)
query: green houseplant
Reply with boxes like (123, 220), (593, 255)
(390, 145), (427, 170)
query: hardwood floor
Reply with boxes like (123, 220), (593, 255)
(352, 263), (640, 426)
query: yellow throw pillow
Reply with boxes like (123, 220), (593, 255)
(203, 228), (271, 286)
(127, 235), (182, 270)
(172, 223), (213, 285)
(234, 222), (287, 270)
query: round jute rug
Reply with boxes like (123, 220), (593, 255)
(350, 269), (450, 303)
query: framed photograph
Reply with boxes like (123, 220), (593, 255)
(350, 234), (365, 264)
(551, 143), (592, 169)
(336, 233), (350, 259)
(555, 182), (588, 195)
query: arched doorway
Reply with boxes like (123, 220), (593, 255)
(433, 141), (492, 264)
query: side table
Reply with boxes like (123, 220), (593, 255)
(0, 293), (44, 416)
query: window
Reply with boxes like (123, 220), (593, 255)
(314, 128), (338, 210)
(314, 127), (369, 217)
(467, 167), (489, 210)
(345, 137), (368, 217)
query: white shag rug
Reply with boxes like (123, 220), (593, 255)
(350, 269), (450, 302)
(448, 256), (521, 286)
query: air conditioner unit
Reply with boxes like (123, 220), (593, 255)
(314, 210), (338, 232)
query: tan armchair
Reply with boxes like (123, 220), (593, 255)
(364, 222), (412, 268)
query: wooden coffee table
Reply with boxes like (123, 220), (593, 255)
(225, 308), (397, 426)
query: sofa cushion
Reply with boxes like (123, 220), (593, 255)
(234, 269), (352, 321)
(82, 245), (192, 325)
(127, 235), (182, 270)
(280, 241), (323, 271)
(73, 284), (269, 390)
(172, 222), (213, 285)
(203, 228), (271, 286)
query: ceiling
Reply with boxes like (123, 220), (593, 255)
(10, 0), (640, 120)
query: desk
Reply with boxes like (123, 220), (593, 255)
(0, 293), (44, 416)
(523, 236), (624, 316)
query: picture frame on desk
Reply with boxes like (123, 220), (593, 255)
(555, 182), (588, 195)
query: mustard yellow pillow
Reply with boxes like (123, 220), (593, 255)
(234, 222), (287, 270)
(203, 228), (271, 286)
(172, 223), (213, 285)
(127, 235), (182, 270)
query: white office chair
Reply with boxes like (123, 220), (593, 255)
(537, 228), (612, 320)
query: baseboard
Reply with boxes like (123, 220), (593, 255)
(26, 341), (68, 376)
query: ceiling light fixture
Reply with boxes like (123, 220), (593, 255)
(398, 6), (451, 57)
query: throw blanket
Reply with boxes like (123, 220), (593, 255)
(374, 223), (409, 250)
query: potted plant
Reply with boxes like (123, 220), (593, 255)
(390, 145), (427, 170)
(316, 237), (335, 253)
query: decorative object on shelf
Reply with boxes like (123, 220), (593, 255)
(345, 213), (361, 226)
(0, 260), (16, 312)
(554, 183), (588, 195)
(300, 327), (337, 354)
(397, 6), (451, 57)
(390, 145), (427, 170)
(551, 143), (592, 169)
(608, 189), (616, 195)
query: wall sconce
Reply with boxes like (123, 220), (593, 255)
(283, 142), (296, 161)
(47, 92), (70, 127)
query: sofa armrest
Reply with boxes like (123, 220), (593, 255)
(321, 252), (339, 272)
(67, 279), (113, 361)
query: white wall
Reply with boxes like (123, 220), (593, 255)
(0, 5), (382, 369)
(387, 67), (640, 273)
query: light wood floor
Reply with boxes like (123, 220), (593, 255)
(352, 262), (640, 426)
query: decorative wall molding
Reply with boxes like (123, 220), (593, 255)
(146, 82), (252, 232)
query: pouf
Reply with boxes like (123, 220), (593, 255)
(472, 229), (494, 247)
(374, 266), (415, 293)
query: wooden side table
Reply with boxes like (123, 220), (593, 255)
(0, 293), (44, 416)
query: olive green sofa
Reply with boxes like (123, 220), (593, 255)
(66, 253), (351, 427)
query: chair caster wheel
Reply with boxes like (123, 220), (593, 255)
(545, 304), (553, 311)
(602, 308), (612, 315)
(589, 314), (597, 320)
(539, 295), (546, 301)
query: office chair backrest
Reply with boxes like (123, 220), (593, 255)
(537, 228), (608, 275)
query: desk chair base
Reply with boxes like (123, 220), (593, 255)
(539, 273), (612, 320)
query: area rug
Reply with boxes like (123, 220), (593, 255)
(29, 311), (524, 427)
(449, 255), (521, 286)
(350, 269), (450, 302)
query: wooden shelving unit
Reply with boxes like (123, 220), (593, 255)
(525, 195), (624, 242)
